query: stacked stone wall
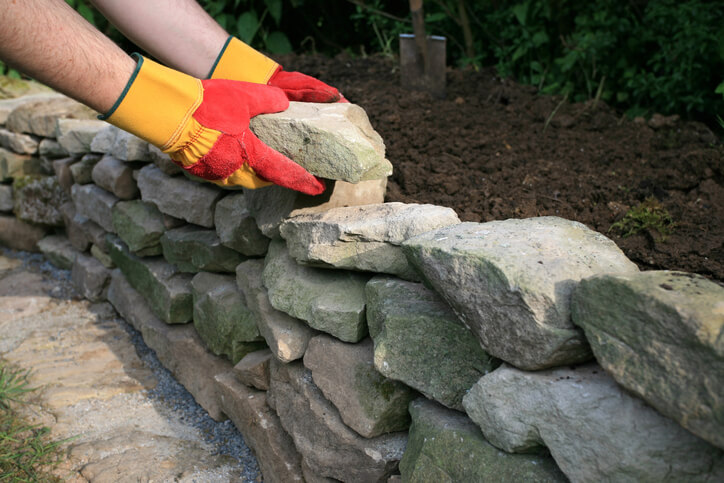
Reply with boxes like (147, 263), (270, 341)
(1, 91), (722, 482)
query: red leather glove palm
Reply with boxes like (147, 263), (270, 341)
(267, 69), (341, 103)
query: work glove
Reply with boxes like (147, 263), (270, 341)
(208, 36), (343, 103)
(101, 54), (325, 195)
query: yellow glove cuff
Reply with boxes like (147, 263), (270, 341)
(101, 54), (203, 151)
(207, 36), (279, 83)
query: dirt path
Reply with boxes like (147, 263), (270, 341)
(0, 251), (260, 482)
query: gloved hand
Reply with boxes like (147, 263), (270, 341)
(101, 54), (325, 195)
(208, 36), (342, 103)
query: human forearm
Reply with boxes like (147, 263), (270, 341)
(0, 0), (135, 114)
(89, 0), (228, 78)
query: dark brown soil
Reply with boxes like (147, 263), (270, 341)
(278, 53), (724, 281)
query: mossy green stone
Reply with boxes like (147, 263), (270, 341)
(400, 399), (567, 482)
(112, 200), (166, 254)
(366, 276), (499, 410)
(161, 225), (245, 273)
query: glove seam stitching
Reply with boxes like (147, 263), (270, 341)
(161, 79), (204, 152)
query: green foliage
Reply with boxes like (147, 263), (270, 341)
(609, 197), (675, 241)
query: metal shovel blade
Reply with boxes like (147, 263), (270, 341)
(399, 34), (447, 99)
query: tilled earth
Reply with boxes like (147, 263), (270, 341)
(279, 53), (724, 281)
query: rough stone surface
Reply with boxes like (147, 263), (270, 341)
(191, 272), (264, 364)
(234, 349), (272, 391)
(251, 102), (392, 183)
(236, 259), (314, 363)
(91, 125), (150, 161)
(268, 359), (407, 482)
(69, 153), (101, 184)
(59, 201), (90, 251)
(402, 218), (639, 370)
(137, 164), (222, 227)
(148, 144), (183, 175)
(572, 270), (724, 449)
(106, 270), (230, 420)
(304, 335), (415, 438)
(463, 363), (724, 482)
(0, 127), (38, 154)
(91, 154), (139, 200)
(0, 214), (46, 251)
(6, 96), (96, 137)
(263, 240), (370, 342)
(71, 253), (111, 302)
(161, 225), (245, 273)
(0, 184), (13, 212)
(366, 276), (499, 410)
(13, 175), (69, 226)
(215, 370), (304, 482)
(107, 236), (193, 324)
(37, 234), (78, 270)
(39, 138), (69, 158)
(400, 399), (566, 483)
(55, 119), (109, 155)
(280, 202), (459, 279)
(0, 93), (64, 125)
(51, 157), (77, 193)
(214, 192), (270, 256)
(244, 178), (387, 239)
(111, 200), (169, 255)
(90, 243), (115, 269)
(0, 147), (45, 181)
(71, 183), (119, 232)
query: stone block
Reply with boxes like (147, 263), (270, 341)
(280, 202), (459, 280)
(71, 183), (119, 232)
(51, 157), (78, 193)
(233, 349), (272, 391)
(39, 139), (69, 158)
(0, 214), (47, 251)
(0, 184), (13, 212)
(263, 240), (370, 343)
(13, 175), (69, 226)
(55, 119), (108, 155)
(148, 144), (183, 176)
(91, 155), (139, 200)
(267, 359), (407, 482)
(107, 236), (193, 324)
(0, 127), (38, 154)
(90, 243), (115, 269)
(400, 399), (566, 482)
(366, 276), (499, 410)
(106, 270), (229, 419)
(573, 271), (724, 449)
(71, 253), (111, 302)
(111, 200), (170, 255)
(0, 147), (45, 182)
(37, 234), (78, 270)
(69, 153), (101, 185)
(215, 371), (303, 482)
(191, 272), (264, 364)
(0, 93), (64, 126)
(137, 165), (222, 227)
(304, 336), (415, 438)
(59, 201), (90, 251)
(214, 192), (269, 256)
(6, 95), (96, 137)
(250, 102), (392, 183)
(462, 363), (724, 482)
(402, 218), (639, 370)
(236, 259), (314, 363)
(160, 225), (245, 273)
(91, 125), (150, 161)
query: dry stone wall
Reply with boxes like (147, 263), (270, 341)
(0, 91), (722, 482)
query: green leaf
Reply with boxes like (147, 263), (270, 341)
(265, 31), (292, 54)
(426, 12), (447, 23)
(237, 11), (260, 44)
(264, 0), (283, 26)
(716, 81), (724, 98)
(512, 3), (528, 26)
(532, 30), (549, 47)
(78, 4), (95, 25)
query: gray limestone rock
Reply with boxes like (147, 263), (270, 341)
(0, 215), (47, 251)
(244, 178), (387, 239)
(38, 139), (69, 158)
(71, 183), (119, 232)
(69, 153), (101, 185)
(236, 259), (314, 363)
(250, 102), (392, 183)
(0, 185), (13, 212)
(137, 164), (222, 228)
(13, 175), (69, 226)
(366, 276), (499, 410)
(0, 128), (38, 154)
(71, 253), (111, 302)
(37, 234), (78, 270)
(572, 271), (724, 449)
(303, 335), (415, 438)
(267, 359), (407, 482)
(191, 272), (264, 364)
(0, 148), (46, 182)
(214, 192), (270, 256)
(463, 363), (724, 482)
(91, 125), (149, 161)
(51, 157), (78, 193)
(106, 270), (230, 419)
(90, 243), (115, 269)
(59, 201), (91, 252)
(215, 370), (303, 482)
(91, 155), (139, 200)
(280, 202), (459, 280)
(0, 93), (65, 126)
(107, 236), (193, 324)
(402, 218), (639, 370)
(263, 240), (370, 342)
(55, 119), (108, 155)
(89, 125), (116, 153)
(160, 225), (245, 273)
(111, 200), (169, 255)
(400, 399), (566, 483)
(148, 144), (183, 176)
(6, 96), (96, 137)
(233, 349), (272, 391)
